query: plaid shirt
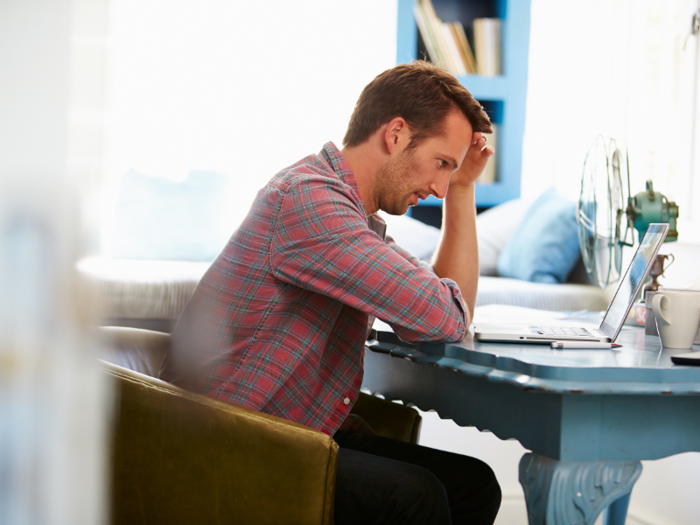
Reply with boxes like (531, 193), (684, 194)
(162, 142), (467, 435)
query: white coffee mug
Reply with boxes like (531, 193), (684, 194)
(651, 289), (700, 349)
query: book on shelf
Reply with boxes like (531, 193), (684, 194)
(473, 18), (501, 76)
(414, 1), (443, 66)
(422, 0), (460, 73)
(441, 22), (467, 75)
(450, 22), (476, 74)
(477, 124), (498, 184)
(414, 0), (476, 75)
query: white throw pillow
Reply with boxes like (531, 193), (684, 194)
(378, 211), (442, 261)
(476, 198), (528, 276)
(380, 199), (528, 273)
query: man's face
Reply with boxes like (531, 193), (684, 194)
(373, 110), (473, 215)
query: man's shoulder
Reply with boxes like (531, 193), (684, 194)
(270, 153), (350, 196)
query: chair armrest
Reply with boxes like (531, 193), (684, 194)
(98, 326), (171, 377)
(350, 391), (422, 444)
(102, 361), (337, 525)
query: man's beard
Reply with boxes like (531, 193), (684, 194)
(372, 148), (419, 216)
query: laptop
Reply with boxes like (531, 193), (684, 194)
(473, 223), (669, 344)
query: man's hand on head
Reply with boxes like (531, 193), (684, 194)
(449, 132), (495, 192)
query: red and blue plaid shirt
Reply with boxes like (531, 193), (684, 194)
(162, 142), (467, 435)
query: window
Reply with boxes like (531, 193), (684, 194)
(522, 0), (700, 243)
(103, 0), (397, 259)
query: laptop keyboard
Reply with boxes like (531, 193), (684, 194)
(529, 326), (594, 337)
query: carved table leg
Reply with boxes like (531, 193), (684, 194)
(519, 453), (642, 525)
(602, 493), (631, 525)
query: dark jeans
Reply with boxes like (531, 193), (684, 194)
(334, 430), (501, 525)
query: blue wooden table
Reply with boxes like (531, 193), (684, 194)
(362, 325), (700, 525)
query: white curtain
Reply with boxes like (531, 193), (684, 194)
(522, 0), (700, 242)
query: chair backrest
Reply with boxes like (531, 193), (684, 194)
(352, 392), (422, 444)
(99, 325), (422, 444)
(101, 358), (338, 525)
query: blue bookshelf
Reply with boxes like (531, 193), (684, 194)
(397, 0), (531, 209)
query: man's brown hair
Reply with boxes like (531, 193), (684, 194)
(343, 60), (492, 149)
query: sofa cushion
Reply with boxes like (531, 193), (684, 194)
(78, 258), (210, 322)
(475, 198), (528, 276)
(378, 211), (441, 262)
(379, 198), (529, 275)
(477, 275), (610, 312)
(497, 188), (580, 284)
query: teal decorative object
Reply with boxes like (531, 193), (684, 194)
(627, 180), (679, 242)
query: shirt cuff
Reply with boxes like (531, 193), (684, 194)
(440, 275), (468, 326)
(417, 261), (468, 326)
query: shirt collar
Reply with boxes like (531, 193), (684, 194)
(367, 213), (387, 239)
(320, 141), (386, 238)
(320, 142), (365, 212)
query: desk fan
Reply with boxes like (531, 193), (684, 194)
(577, 136), (679, 288)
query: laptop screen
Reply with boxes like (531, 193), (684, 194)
(600, 223), (669, 339)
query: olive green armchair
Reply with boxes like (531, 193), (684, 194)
(99, 326), (422, 525)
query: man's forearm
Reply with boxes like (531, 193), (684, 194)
(430, 184), (479, 323)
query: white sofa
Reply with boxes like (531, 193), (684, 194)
(79, 198), (614, 332)
(381, 199), (611, 313)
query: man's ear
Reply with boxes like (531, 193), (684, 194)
(383, 117), (409, 154)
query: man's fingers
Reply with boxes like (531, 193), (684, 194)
(467, 138), (491, 158)
(471, 133), (490, 148)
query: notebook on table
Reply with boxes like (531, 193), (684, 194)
(473, 223), (669, 344)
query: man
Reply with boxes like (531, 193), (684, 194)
(161, 60), (500, 524)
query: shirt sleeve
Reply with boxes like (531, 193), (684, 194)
(385, 233), (441, 275)
(269, 176), (467, 343)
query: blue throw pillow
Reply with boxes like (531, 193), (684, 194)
(110, 169), (231, 261)
(497, 188), (580, 284)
